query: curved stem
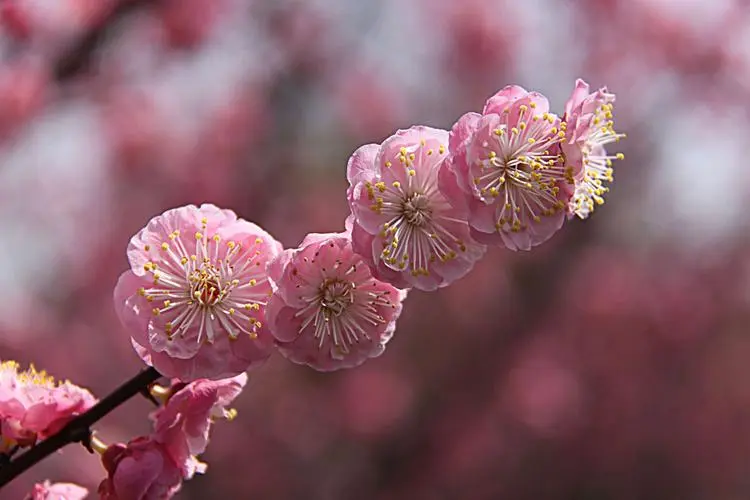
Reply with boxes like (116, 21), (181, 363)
(0, 367), (162, 488)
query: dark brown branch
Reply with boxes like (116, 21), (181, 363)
(0, 366), (161, 488)
(53, 0), (161, 82)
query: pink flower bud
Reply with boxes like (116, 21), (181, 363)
(98, 437), (205, 500)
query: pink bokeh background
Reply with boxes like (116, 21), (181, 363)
(2, 0), (750, 498)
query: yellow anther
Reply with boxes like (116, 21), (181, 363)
(439, 145), (445, 154)
(249, 278), (257, 286)
(161, 242), (169, 251)
(392, 181), (401, 188)
(385, 161), (392, 167)
(195, 232), (203, 240)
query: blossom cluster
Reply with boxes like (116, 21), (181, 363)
(115, 79), (623, 381)
(13, 79), (622, 499)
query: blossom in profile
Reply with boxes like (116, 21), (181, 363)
(151, 373), (247, 457)
(98, 437), (205, 500)
(266, 232), (407, 371)
(440, 85), (572, 250)
(347, 126), (485, 291)
(25, 480), (88, 500)
(0, 360), (96, 452)
(114, 204), (283, 381)
(561, 79), (625, 219)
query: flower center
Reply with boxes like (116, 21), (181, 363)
(191, 267), (224, 306)
(319, 278), (353, 317)
(401, 193), (431, 227)
(471, 115), (568, 233)
(139, 223), (267, 344)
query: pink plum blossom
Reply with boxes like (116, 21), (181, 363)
(25, 480), (88, 500)
(266, 231), (407, 371)
(440, 86), (573, 250)
(347, 126), (486, 291)
(561, 79), (625, 219)
(98, 437), (206, 500)
(151, 373), (247, 457)
(114, 204), (283, 381)
(0, 361), (96, 452)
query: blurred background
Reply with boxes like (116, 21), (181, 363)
(2, 0), (750, 498)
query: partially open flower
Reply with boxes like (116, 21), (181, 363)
(266, 232), (407, 371)
(114, 204), (283, 381)
(440, 85), (572, 250)
(98, 437), (205, 500)
(347, 126), (485, 291)
(151, 373), (247, 457)
(0, 361), (96, 452)
(561, 79), (625, 219)
(26, 480), (88, 500)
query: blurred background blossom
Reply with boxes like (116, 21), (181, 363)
(1, 0), (750, 498)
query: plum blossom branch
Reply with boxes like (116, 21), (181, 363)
(0, 367), (161, 488)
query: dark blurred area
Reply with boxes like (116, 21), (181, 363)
(2, 0), (750, 498)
